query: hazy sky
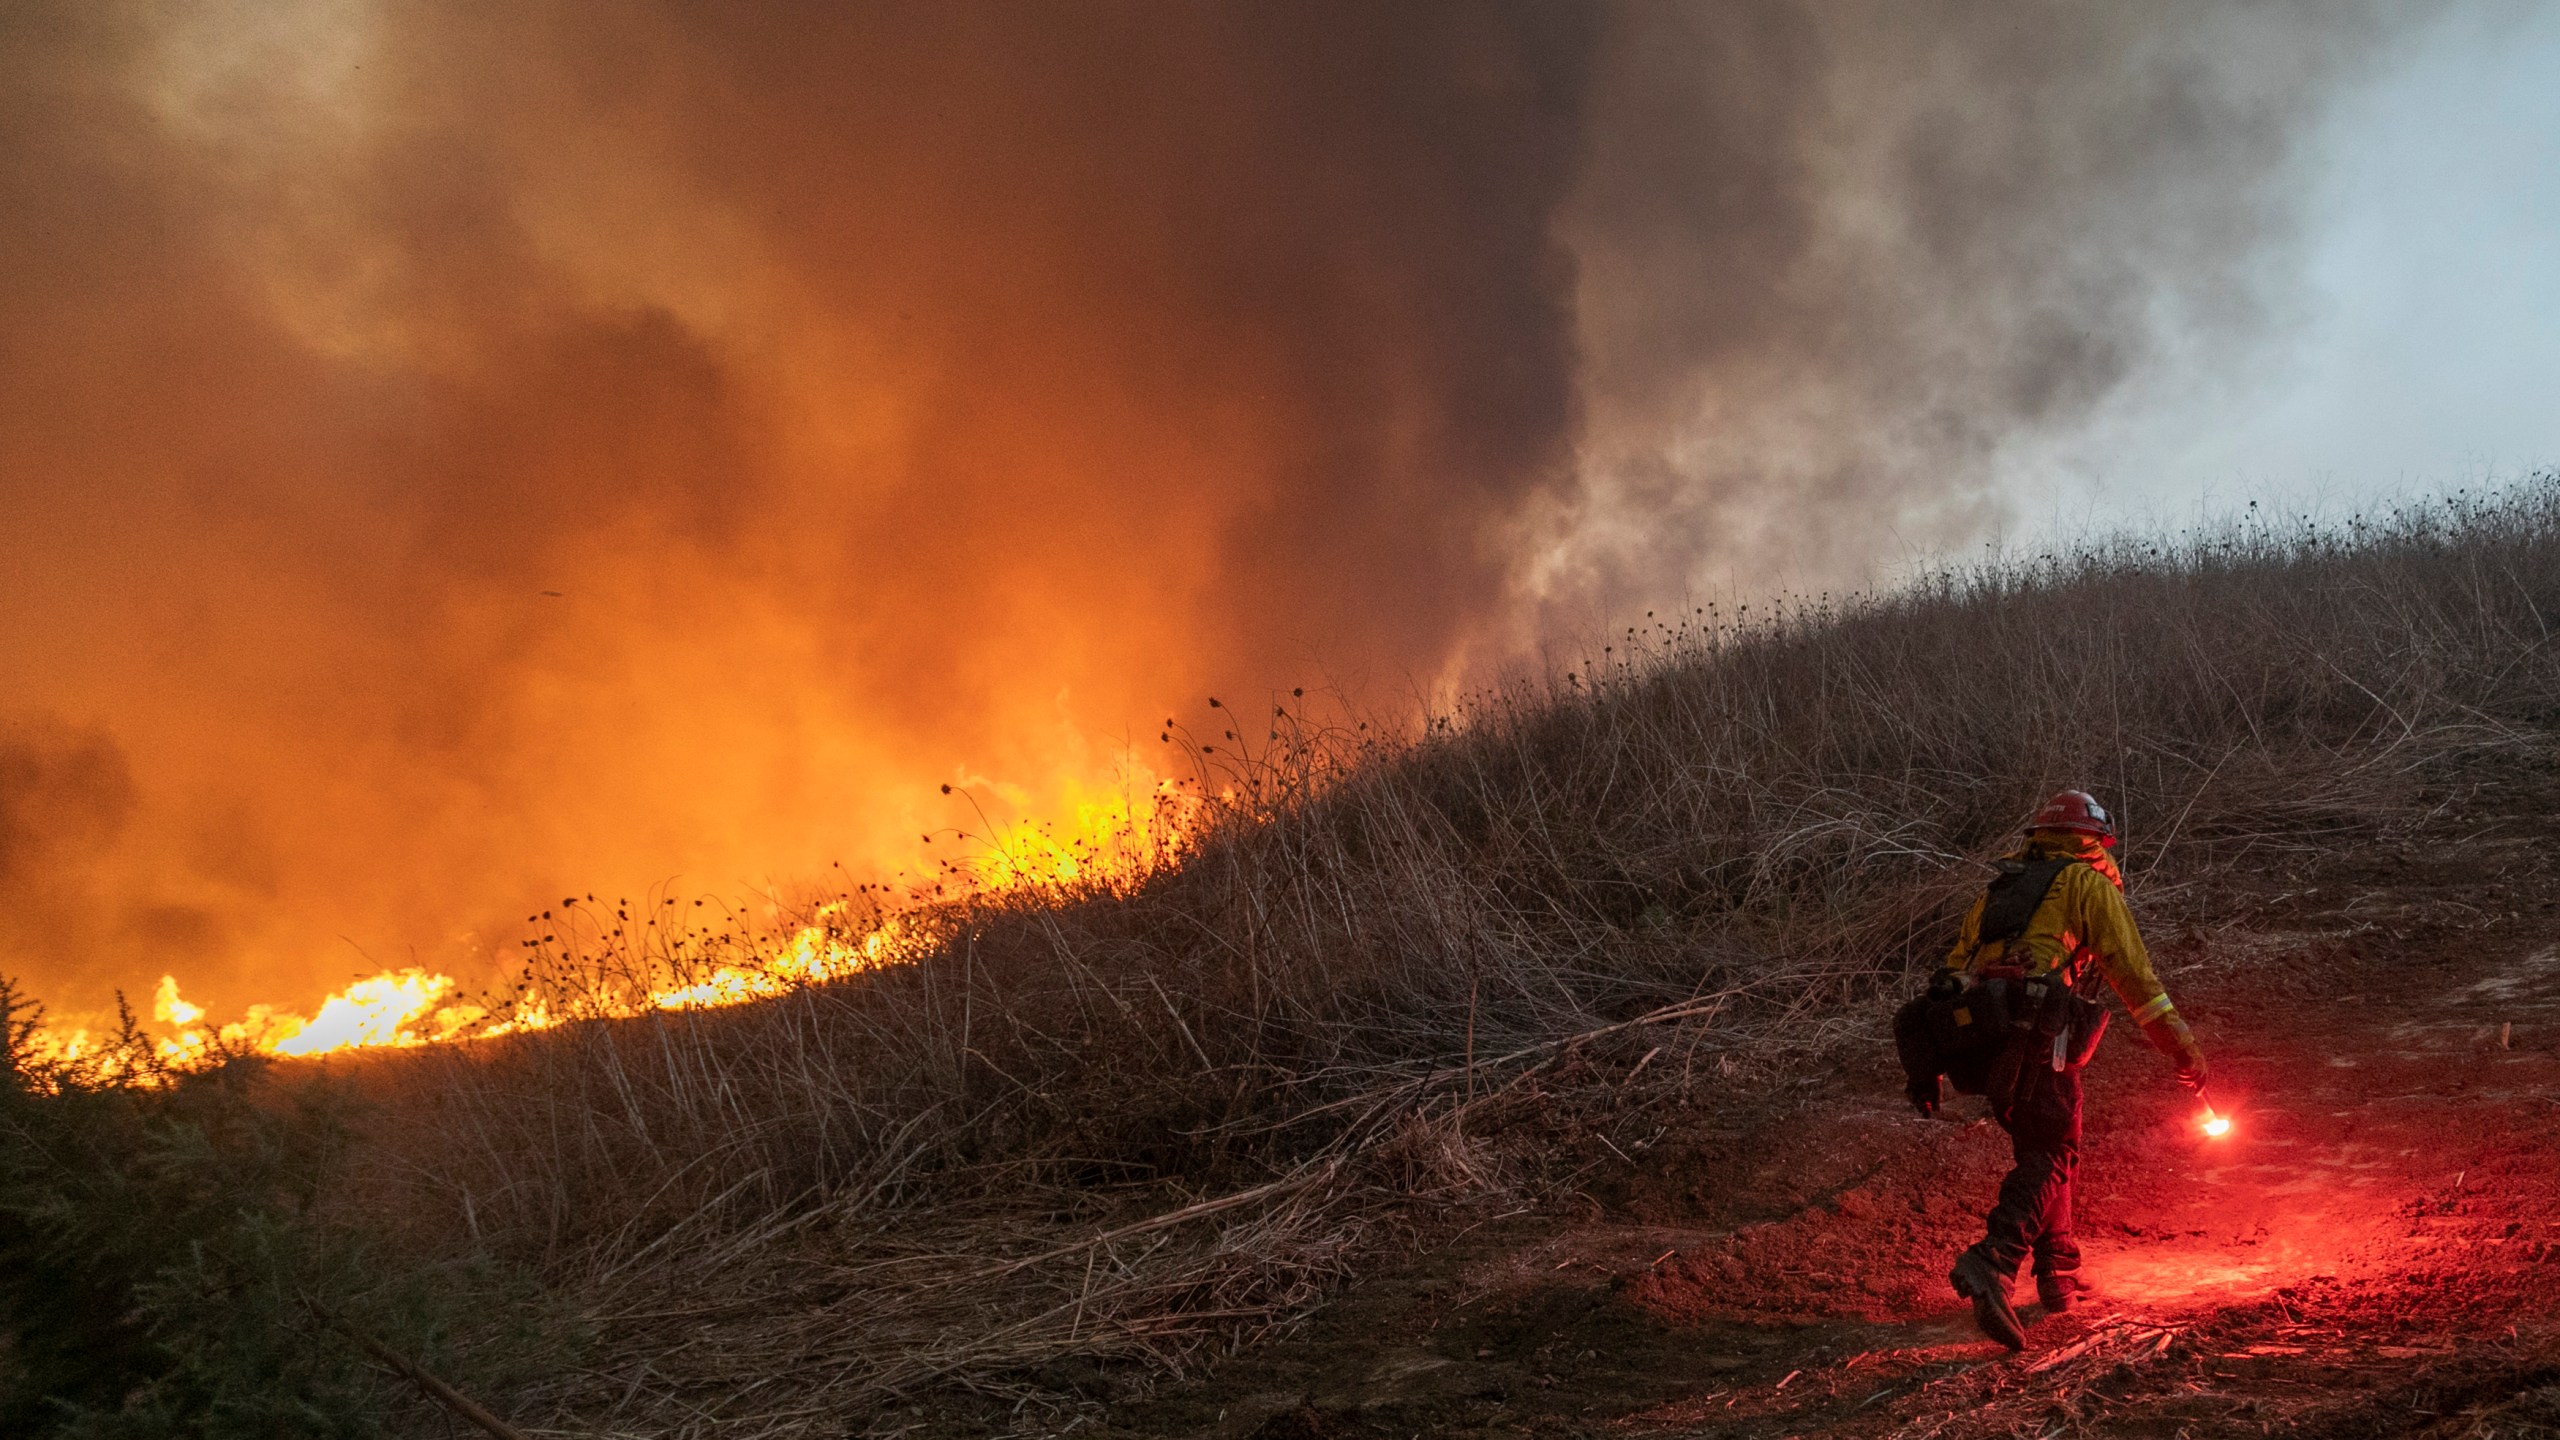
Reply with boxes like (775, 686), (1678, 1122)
(2055, 1), (2560, 520)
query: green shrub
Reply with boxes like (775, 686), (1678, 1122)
(0, 976), (542, 1438)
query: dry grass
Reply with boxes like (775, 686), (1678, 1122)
(335, 480), (2560, 1436)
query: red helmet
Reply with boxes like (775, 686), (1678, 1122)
(2030, 789), (2117, 846)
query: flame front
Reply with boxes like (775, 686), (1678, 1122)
(642, 920), (887, 1013)
(26, 768), (1193, 1074)
(140, 969), (469, 1066)
(970, 775), (1197, 892)
(102, 921), (894, 1071)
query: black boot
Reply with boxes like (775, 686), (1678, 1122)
(2036, 1272), (2087, 1314)
(1950, 1250), (2025, 1350)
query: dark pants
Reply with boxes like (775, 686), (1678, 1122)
(1967, 1062), (2083, 1281)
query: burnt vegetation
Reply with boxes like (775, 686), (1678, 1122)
(7, 479), (2560, 1436)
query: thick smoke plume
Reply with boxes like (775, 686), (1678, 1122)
(0, 1), (2402, 1017)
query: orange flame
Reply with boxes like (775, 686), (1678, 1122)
(145, 968), (476, 1065)
(2201, 1107), (2233, 1138)
(23, 768), (1193, 1074)
(969, 774), (1197, 892)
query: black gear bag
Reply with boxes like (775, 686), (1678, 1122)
(1894, 856), (2108, 1101)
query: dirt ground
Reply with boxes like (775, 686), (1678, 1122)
(1096, 775), (2560, 1439)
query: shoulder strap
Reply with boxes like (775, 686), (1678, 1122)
(1975, 857), (2074, 949)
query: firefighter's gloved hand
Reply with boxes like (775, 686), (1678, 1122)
(1907, 1074), (1942, 1118)
(1926, 969), (1966, 1001)
(2174, 1056), (2210, 1096)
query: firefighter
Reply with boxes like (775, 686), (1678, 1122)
(1913, 789), (2209, 1350)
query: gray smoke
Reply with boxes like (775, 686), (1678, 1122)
(1541, 1), (2408, 619)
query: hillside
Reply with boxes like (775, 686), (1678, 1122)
(1101, 761), (2560, 1438)
(7, 483), (2560, 1438)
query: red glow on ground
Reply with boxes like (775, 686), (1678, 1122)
(2078, 1101), (2414, 1312)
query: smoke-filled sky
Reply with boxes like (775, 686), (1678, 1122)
(4, 0), (2542, 1020)
(2050, 0), (2560, 513)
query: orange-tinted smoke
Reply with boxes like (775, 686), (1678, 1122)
(0, 0), (1602, 1019)
(0, 1), (2405, 1022)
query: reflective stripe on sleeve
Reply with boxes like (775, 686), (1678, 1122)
(2131, 993), (2175, 1025)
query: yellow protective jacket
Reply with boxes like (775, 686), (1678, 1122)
(1938, 829), (2206, 1074)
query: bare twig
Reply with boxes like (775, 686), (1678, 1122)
(301, 1293), (530, 1440)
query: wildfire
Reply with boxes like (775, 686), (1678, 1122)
(639, 918), (891, 1012)
(969, 774), (1198, 891)
(145, 968), (480, 1066)
(19, 766), (1197, 1076)
(94, 914), (904, 1071)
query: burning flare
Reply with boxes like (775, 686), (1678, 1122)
(2201, 1105), (2233, 1138)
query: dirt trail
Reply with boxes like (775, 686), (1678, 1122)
(1100, 782), (2560, 1439)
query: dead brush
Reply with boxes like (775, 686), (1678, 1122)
(323, 479), (2560, 1436)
